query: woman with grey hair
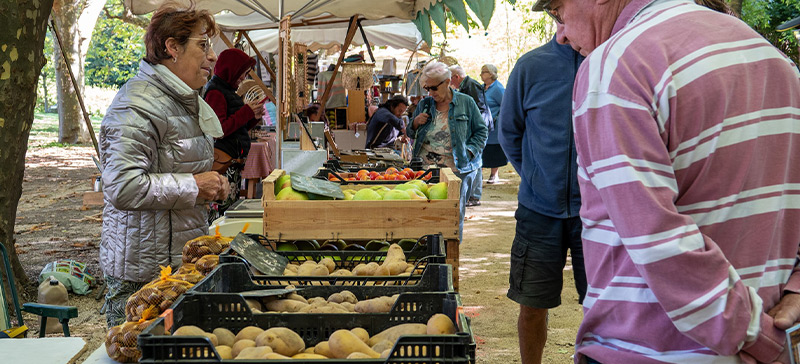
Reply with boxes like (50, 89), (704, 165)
(407, 61), (488, 240)
(480, 63), (508, 183)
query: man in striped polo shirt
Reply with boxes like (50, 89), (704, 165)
(531, 0), (800, 363)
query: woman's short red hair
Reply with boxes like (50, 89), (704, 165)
(144, 2), (218, 64)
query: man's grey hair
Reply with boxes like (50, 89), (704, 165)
(482, 64), (498, 81)
(449, 65), (466, 77)
(422, 61), (452, 84)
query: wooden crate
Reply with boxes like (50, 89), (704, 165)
(262, 168), (460, 240)
(263, 168), (462, 289)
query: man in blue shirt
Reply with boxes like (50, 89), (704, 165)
(498, 29), (586, 364)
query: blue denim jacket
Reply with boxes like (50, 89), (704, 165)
(407, 91), (488, 173)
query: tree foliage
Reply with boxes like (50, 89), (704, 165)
(741, 0), (799, 62)
(85, 3), (147, 88)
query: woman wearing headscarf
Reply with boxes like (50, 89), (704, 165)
(204, 48), (264, 221)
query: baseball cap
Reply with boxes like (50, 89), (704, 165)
(531, 0), (547, 11)
(777, 15), (800, 32)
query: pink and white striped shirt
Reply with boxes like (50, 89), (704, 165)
(572, 1), (800, 363)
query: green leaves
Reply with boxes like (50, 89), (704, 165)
(84, 7), (146, 88)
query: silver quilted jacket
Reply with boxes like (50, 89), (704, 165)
(99, 61), (213, 283)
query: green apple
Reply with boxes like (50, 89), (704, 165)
(352, 189), (382, 200)
(383, 190), (412, 200)
(428, 182), (448, 200)
(275, 187), (309, 200)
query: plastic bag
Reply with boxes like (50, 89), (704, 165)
(38, 259), (95, 295)
(124, 266), (193, 322)
(182, 227), (232, 264)
(105, 308), (158, 363)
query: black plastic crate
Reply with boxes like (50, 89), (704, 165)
(138, 292), (475, 363)
(219, 233), (446, 270)
(323, 158), (426, 173)
(191, 262), (453, 294)
(314, 167), (440, 185)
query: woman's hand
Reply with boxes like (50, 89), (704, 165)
(413, 112), (430, 130)
(247, 99), (266, 119)
(194, 171), (229, 201)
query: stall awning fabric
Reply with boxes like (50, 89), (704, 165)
(126, 0), (498, 47)
(242, 21), (425, 53)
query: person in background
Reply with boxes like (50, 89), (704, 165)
(317, 64), (347, 109)
(479, 64), (507, 184)
(498, 25), (585, 364)
(304, 102), (324, 121)
(449, 65), (489, 207)
(365, 95), (409, 149)
(533, 0), (800, 362)
(408, 61), (487, 240)
(99, 3), (229, 327)
(406, 95), (422, 117)
(204, 48), (265, 223)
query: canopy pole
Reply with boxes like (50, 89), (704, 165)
(241, 31), (277, 83)
(357, 19), (375, 63)
(277, 11), (289, 169)
(48, 18), (100, 159)
(318, 15), (359, 109)
(219, 32), (276, 104)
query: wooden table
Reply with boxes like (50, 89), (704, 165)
(241, 135), (276, 199)
(0, 337), (86, 364)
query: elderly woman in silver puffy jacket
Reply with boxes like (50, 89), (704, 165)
(99, 4), (229, 327)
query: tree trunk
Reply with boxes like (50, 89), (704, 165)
(52, 0), (84, 144)
(729, 0), (742, 17)
(0, 0), (57, 299)
(51, 0), (104, 145)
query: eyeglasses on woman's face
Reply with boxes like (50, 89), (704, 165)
(424, 79), (447, 92)
(188, 37), (213, 54)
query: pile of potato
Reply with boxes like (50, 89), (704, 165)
(170, 313), (457, 359)
(279, 244), (422, 277)
(244, 289), (401, 314)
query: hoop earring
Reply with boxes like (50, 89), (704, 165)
(173, 57), (177, 63)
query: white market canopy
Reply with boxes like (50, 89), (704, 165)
(125, 0), (501, 45)
(238, 21), (426, 53)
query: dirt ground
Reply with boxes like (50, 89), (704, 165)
(14, 133), (583, 363)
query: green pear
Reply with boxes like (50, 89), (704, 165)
(394, 184), (420, 192)
(274, 174), (291, 195)
(275, 187), (309, 200)
(352, 189), (382, 200)
(406, 180), (429, 196)
(428, 182), (448, 200)
(405, 189), (427, 200)
(383, 190), (412, 200)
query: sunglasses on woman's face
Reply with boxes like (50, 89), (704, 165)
(424, 80), (447, 92)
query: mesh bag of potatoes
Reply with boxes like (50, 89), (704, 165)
(124, 266), (194, 322)
(105, 307), (159, 363)
(170, 263), (205, 284)
(195, 254), (220, 276)
(182, 227), (232, 264)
